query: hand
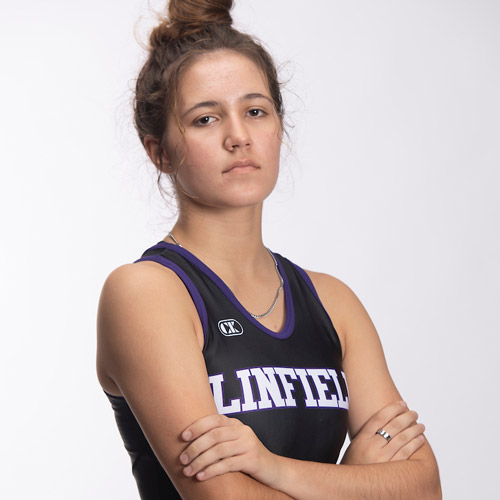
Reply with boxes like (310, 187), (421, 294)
(341, 401), (426, 465)
(179, 414), (277, 484)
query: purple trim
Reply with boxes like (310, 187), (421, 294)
(291, 262), (344, 358)
(141, 241), (173, 254)
(291, 262), (321, 302)
(149, 241), (295, 340)
(133, 254), (209, 344)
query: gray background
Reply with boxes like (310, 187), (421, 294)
(1, 0), (499, 498)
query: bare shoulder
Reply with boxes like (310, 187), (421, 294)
(303, 270), (353, 299)
(96, 260), (203, 394)
(301, 269), (370, 354)
(95, 262), (271, 498)
(100, 260), (187, 297)
(97, 260), (201, 340)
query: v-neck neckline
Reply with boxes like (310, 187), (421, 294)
(145, 241), (295, 339)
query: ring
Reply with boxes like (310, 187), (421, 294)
(376, 428), (391, 442)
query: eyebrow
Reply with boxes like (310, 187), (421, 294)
(181, 93), (273, 118)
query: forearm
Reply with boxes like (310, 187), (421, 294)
(223, 472), (296, 500)
(272, 456), (441, 500)
(180, 471), (295, 500)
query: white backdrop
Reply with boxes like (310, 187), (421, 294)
(1, 0), (499, 498)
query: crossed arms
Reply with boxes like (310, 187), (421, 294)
(96, 262), (441, 499)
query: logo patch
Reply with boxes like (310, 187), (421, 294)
(218, 319), (244, 336)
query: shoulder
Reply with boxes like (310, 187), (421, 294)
(96, 261), (204, 393)
(96, 263), (251, 498)
(101, 259), (185, 292)
(97, 261), (200, 332)
(302, 269), (350, 296)
(300, 269), (373, 357)
(303, 270), (403, 434)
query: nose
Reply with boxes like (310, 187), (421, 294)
(223, 116), (252, 151)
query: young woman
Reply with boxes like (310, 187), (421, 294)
(96, 1), (441, 498)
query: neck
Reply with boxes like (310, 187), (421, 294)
(167, 203), (270, 278)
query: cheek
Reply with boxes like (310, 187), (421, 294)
(175, 141), (219, 189)
(263, 134), (282, 168)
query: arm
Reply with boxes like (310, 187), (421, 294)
(96, 262), (293, 500)
(179, 399), (425, 481)
(269, 271), (441, 500)
(174, 273), (441, 499)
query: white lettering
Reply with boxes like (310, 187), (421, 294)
(217, 319), (243, 336)
(236, 369), (258, 411)
(307, 368), (338, 408)
(274, 367), (298, 407)
(209, 374), (241, 414)
(250, 367), (286, 409)
(328, 369), (349, 409)
(294, 368), (318, 407)
(226, 321), (237, 333)
(208, 366), (348, 415)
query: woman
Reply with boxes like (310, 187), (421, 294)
(96, 0), (441, 498)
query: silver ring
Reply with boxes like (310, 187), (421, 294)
(376, 428), (391, 442)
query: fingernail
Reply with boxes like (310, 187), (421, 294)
(182, 430), (192, 441)
(180, 453), (189, 465)
(197, 471), (205, 480)
(184, 466), (192, 476)
(399, 401), (407, 407)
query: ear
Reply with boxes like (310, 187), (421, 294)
(144, 135), (173, 173)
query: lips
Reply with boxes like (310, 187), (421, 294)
(223, 159), (260, 173)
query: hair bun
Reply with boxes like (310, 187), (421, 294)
(167, 0), (233, 37)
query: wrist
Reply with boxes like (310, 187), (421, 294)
(264, 453), (294, 493)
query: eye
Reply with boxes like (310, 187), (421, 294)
(248, 108), (267, 118)
(195, 116), (216, 126)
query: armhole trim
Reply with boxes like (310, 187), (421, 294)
(291, 262), (343, 358)
(133, 254), (209, 346)
(291, 262), (321, 302)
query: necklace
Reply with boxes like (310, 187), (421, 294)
(167, 232), (284, 318)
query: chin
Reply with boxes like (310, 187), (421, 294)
(199, 193), (269, 209)
(224, 186), (275, 207)
(190, 183), (275, 208)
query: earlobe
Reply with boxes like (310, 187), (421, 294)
(144, 135), (172, 173)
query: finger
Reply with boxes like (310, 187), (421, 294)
(183, 440), (245, 477)
(182, 414), (234, 441)
(381, 410), (419, 441)
(390, 434), (426, 461)
(361, 400), (408, 436)
(194, 455), (243, 481)
(386, 423), (425, 458)
(180, 426), (240, 465)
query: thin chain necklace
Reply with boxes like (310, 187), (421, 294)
(167, 232), (284, 318)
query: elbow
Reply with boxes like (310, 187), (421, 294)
(409, 441), (441, 500)
(430, 474), (442, 500)
(428, 481), (442, 500)
(421, 459), (442, 500)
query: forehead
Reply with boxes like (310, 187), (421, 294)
(178, 50), (270, 106)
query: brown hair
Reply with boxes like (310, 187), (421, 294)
(134, 0), (284, 182)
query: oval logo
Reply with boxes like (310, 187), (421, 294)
(217, 319), (244, 336)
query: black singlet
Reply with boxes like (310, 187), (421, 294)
(105, 241), (349, 499)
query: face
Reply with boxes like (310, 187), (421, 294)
(163, 50), (282, 209)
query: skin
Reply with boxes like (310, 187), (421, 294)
(178, 402), (426, 483)
(96, 50), (441, 499)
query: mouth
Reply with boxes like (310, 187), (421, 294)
(223, 159), (260, 173)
